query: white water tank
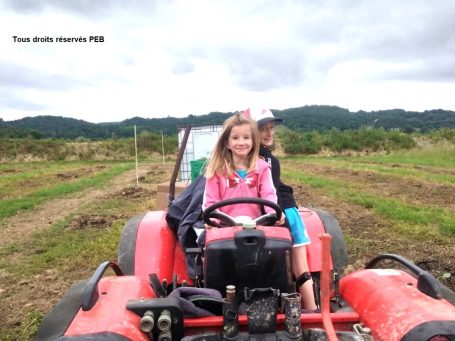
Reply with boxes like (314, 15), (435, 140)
(178, 125), (222, 181)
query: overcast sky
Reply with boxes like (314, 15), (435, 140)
(1, 0), (455, 123)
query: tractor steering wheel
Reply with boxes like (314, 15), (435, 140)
(203, 197), (283, 228)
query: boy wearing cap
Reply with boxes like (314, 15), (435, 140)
(244, 108), (317, 310)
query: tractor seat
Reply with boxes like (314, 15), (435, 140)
(203, 226), (293, 296)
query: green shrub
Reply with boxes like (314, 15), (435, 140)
(324, 128), (356, 152)
(426, 128), (455, 143)
(279, 127), (419, 155)
(280, 130), (322, 154)
(386, 130), (415, 150)
(0, 134), (178, 161)
(301, 131), (323, 154)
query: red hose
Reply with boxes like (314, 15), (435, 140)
(320, 233), (339, 341)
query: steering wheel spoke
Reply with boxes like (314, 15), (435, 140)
(206, 210), (238, 228)
(254, 213), (277, 226)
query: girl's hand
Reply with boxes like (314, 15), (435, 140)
(205, 223), (218, 229)
(276, 212), (286, 226)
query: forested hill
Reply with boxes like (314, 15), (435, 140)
(1, 105), (454, 139)
(0, 115), (110, 139)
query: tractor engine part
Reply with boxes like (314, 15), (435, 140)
(140, 310), (155, 333)
(282, 292), (302, 338)
(222, 295), (240, 338)
(204, 226), (292, 296)
(244, 287), (280, 335)
(226, 285), (236, 303)
(157, 331), (172, 341)
(157, 310), (172, 331)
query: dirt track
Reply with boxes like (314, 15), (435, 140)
(0, 165), (160, 333)
(0, 166), (152, 248)
(283, 160), (455, 289)
(295, 185), (454, 279)
(294, 162), (455, 211)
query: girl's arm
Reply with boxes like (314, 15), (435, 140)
(202, 174), (221, 211)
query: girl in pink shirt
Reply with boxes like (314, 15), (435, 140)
(202, 113), (285, 225)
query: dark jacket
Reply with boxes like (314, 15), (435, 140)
(259, 145), (297, 209)
(166, 175), (206, 278)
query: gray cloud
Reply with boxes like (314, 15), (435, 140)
(0, 62), (89, 90)
(221, 47), (307, 91)
(165, 0), (455, 90)
(2, 0), (158, 17)
(2, 0), (455, 120)
(357, 9), (455, 59)
(172, 59), (195, 75)
(378, 55), (455, 83)
(245, 0), (454, 84)
(2, 0), (43, 12)
(0, 89), (48, 111)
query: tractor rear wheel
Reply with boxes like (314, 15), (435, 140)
(313, 208), (349, 273)
(117, 213), (146, 275)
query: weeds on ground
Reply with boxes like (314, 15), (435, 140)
(354, 144), (455, 168)
(0, 309), (43, 341)
(279, 127), (417, 154)
(0, 134), (177, 161)
(0, 162), (133, 218)
(283, 169), (455, 236)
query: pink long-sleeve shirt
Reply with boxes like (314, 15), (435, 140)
(202, 159), (277, 219)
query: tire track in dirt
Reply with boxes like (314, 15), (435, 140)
(283, 169), (455, 290)
(0, 163), (173, 333)
(0, 165), (151, 248)
(354, 160), (455, 176)
(284, 160), (455, 212)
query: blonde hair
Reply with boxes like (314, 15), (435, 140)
(205, 113), (260, 178)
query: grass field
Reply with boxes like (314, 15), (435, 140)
(0, 159), (170, 340)
(0, 144), (454, 340)
(0, 161), (134, 218)
(280, 145), (454, 287)
(281, 145), (454, 238)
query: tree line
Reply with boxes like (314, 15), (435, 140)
(1, 105), (454, 139)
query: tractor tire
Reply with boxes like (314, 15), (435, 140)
(313, 208), (349, 273)
(117, 213), (146, 275)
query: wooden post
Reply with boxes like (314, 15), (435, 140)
(134, 125), (139, 187)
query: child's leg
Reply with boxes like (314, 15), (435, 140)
(292, 246), (317, 310)
(284, 207), (317, 310)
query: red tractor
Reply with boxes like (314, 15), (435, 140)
(37, 128), (455, 340)
(36, 193), (455, 340)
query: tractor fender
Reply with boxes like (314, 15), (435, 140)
(117, 213), (146, 275)
(313, 208), (349, 272)
(118, 211), (191, 285)
(299, 207), (348, 274)
(341, 269), (455, 341)
(36, 281), (87, 341)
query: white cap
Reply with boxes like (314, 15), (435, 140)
(243, 108), (284, 128)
